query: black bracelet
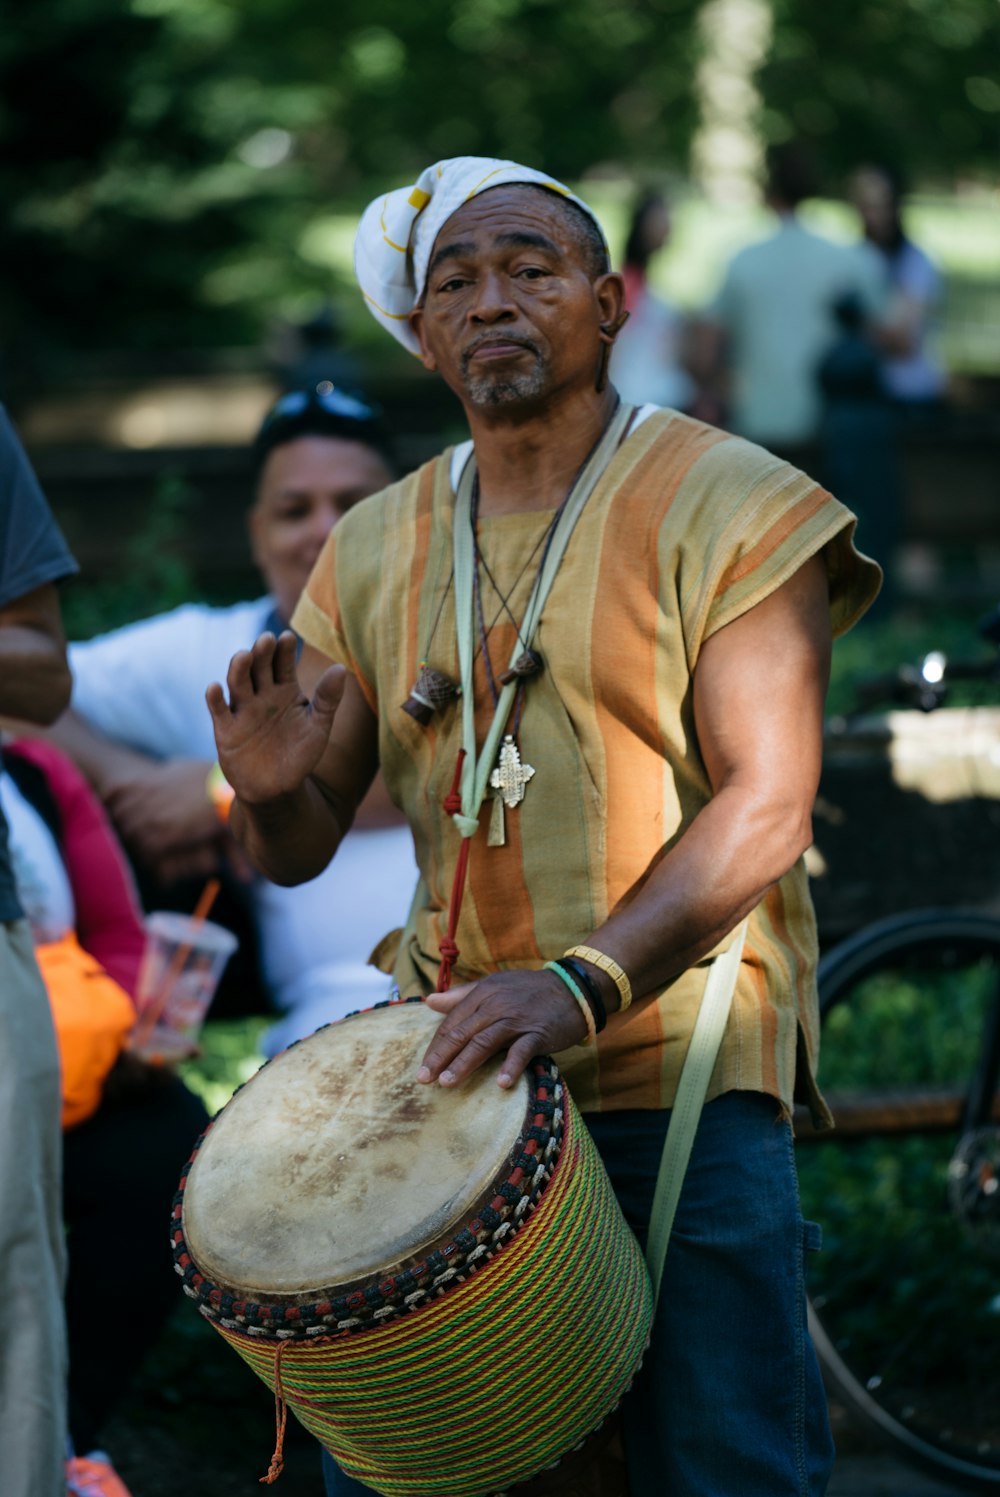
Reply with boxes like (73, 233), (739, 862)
(553, 956), (607, 1033)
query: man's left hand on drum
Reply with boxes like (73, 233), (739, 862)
(419, 969), (590, 1089)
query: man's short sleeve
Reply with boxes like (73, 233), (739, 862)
(292, 514), (379, 712)
(0, 407), (77, 607)
(672, 438), (882, 671)
(292, 528), (353, 667)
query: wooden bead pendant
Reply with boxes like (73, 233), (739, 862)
(402, 663), (460, 725)
(498, 649), (544, 687)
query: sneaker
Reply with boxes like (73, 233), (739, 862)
(66, 1451), (133, 1497)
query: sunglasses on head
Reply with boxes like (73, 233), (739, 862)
(260, 382), (381, 430)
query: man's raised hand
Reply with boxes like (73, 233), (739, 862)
(206, 630), (346, 805)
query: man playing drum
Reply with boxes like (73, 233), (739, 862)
(207, 156), (880, 1497)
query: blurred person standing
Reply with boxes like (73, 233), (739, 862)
(693, 142), (882, 464)
(610, 190), (695, 412)
(851, 164), (948, 416)
(0, 405), (77, 1497)
(44, 387), (419, 1056)
(816, 291), (901, 610)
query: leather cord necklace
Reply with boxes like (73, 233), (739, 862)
(435, 400), (635, 989)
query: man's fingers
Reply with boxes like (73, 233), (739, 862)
(417, 1001), (490, 1082)
(423, 1019), (529, 1089)
(311, 664), (347, 730)
(248, 632), (278, 694)
(205, 681), (230, 720)
(272, 630), (300, 686)
(424, 982), (477, 1013)
(225, 648), (254, 711)
(419, 974), (591, 1087)
(496, 1034), (543, 1089)
(418, 986), (489, 1078)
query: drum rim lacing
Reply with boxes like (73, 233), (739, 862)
(170, 1012), (564, 1341)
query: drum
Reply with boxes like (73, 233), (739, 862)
(172, 999), (653, 1496)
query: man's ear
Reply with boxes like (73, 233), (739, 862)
(594, 272), (627, 342)
(408, 306), (438, 372)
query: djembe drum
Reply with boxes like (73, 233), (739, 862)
(171, 1000), (653, 1496)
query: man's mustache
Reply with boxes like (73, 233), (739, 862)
(461, 333), (541, 371)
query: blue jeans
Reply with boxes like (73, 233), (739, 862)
(321, 1091), (834, 1496)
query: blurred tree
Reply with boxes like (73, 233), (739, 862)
(758, 0), (1000, 186)
(0, 0), (702, 393)
(3, 0), (996, 395)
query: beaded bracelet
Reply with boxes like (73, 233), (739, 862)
(562, 944), (633, 1012)
(543, 960), (597, 1046)
(555, 956), (607, 1032)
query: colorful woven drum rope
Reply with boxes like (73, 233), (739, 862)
(172, 1000), (653, 1496)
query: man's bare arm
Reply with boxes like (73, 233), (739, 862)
(209, 634), (380, 886)
(587, 550), (830, 989)
(0, 582), (72, 724)
(420, 553), (832, 1087)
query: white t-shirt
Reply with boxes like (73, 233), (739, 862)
(610, 289), (695, 412)
(0, 773), (74, 944)
(69, 598), (419, 1053)
(711, 218), (884, 447)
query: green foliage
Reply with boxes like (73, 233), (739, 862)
(179, 1016), (268, 1117)
(0, 0), (702, 387)
(2, 0), (998, 386)
(759, 0), (1000, 184)
(799, 940), (1000, 1440)
(59, 470), (201, 639)
(826, 601), (999, 719)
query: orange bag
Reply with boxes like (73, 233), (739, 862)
(35, 931), (136, 1129)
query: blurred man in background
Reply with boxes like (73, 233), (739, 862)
(693, 142), (882, 464)
(850, 163), (947, 415)
(610, 189), (695, 413)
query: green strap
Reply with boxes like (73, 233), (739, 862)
(645, 920), (748, 1308)
(450, 403), (635, 838)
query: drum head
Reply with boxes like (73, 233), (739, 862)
(181, 1001), (530, 1299)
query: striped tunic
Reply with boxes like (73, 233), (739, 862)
(293, 409), (880, 1119)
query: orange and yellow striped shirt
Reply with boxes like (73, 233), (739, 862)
(293, 409), (880, 1119)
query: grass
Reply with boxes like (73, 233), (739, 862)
(798, 942), (1000, 1458)
(178, 1015), (270, 1117)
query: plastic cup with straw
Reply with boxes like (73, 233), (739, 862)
(130, 879), (237, 1063)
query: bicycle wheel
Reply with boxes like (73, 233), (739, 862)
(797, 909), (1000, 1490)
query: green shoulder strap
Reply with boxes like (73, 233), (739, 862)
(645, 920), (748, 1307)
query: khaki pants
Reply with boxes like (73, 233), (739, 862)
(0, 920), (66, 1497)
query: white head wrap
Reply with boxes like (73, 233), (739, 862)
(354, 156), (608, 356)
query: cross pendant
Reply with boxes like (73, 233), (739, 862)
(487, 735), (535, 847)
